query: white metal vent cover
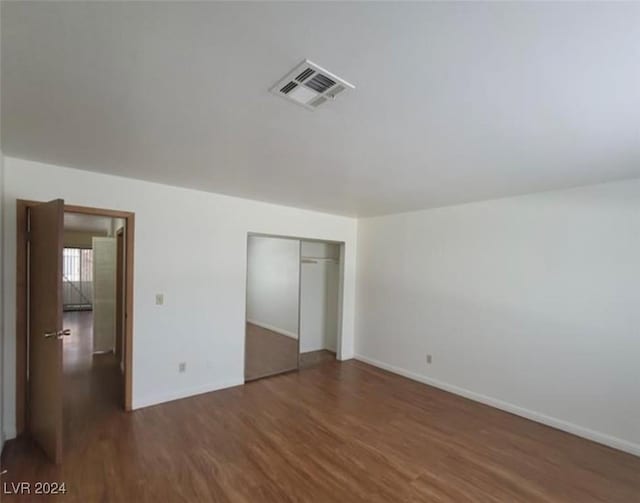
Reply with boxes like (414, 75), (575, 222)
(270, 59), (355, 110)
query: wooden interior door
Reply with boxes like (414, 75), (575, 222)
(28, 198), (65, 463)
(115, 228), (124, 365)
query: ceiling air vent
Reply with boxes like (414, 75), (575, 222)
(310, 96), (327, 108)
(295, 67), (315, 82)
(270, 59), (355, 110)
(280, 81), (298, 94)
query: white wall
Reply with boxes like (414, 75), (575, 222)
(246, 236), (299, 338)
(324, 259), (339, 353)
(356, 178), (640, 456)
(300, 241), (340, 353)
(2, 157), (358, 437)
(110, 218), (125, 237)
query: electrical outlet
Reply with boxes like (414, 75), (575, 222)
(426, 354), (432, 364)
(178, 362), (186, 373)
(155, 293), (164, 305)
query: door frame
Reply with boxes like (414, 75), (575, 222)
(15, 200), (136, 436)
(115, 227), (125, 365)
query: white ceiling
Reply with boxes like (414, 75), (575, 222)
(2, 2), (639, 217)
(64, 213), (113, 234)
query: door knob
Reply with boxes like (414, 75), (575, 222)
(44, 329), (71, 339)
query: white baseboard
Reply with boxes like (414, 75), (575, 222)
(301, 348), (337, 355)
(300, 345), (325, 354)
(246, 319), (298, 340)
(337, 351), (353, 362)
(133, 377), (244, 410)
(354, 354), (640, 458)
(3, 425), (16, 442)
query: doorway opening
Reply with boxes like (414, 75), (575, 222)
(243, 234), (344, 382)
(61, 212), (126, 451)
(15, 200), (135, 463)
(298, 240), (341, 369)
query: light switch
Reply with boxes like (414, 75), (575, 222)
(155, 293), (164, 305)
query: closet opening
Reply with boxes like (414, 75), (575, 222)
(298, 240), (341, 369)
(243, 234), (344, 382)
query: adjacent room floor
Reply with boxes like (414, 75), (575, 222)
(3, 354), (639, 502)
(61, 311), (122, 453)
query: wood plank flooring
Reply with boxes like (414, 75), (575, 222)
(2, 321), (639, 501)
(299, 349), (336, 370)
(61, 312), (123, 454)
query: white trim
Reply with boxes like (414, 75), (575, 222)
(132, 377), (244, 410)
(300, 346), (325, 354)
(3, 425), (16, 442)
(92, 349), (114, 355)
(337, 352), (354, 362)
(246, 319), (298, 340)
(354, 354), (640, 458)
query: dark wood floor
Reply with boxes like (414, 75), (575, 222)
(61, 311), (123, 453)
(299, 349), (336, 369)
(3, 321), (639, 501)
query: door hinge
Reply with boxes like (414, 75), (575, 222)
(26, 230), (32, 242)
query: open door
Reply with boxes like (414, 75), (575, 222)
(28, 199), (65, 463)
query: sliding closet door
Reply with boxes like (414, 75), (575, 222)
(244, 235), (300, 380)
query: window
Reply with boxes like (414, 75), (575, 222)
(63, 248), (93, 282)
